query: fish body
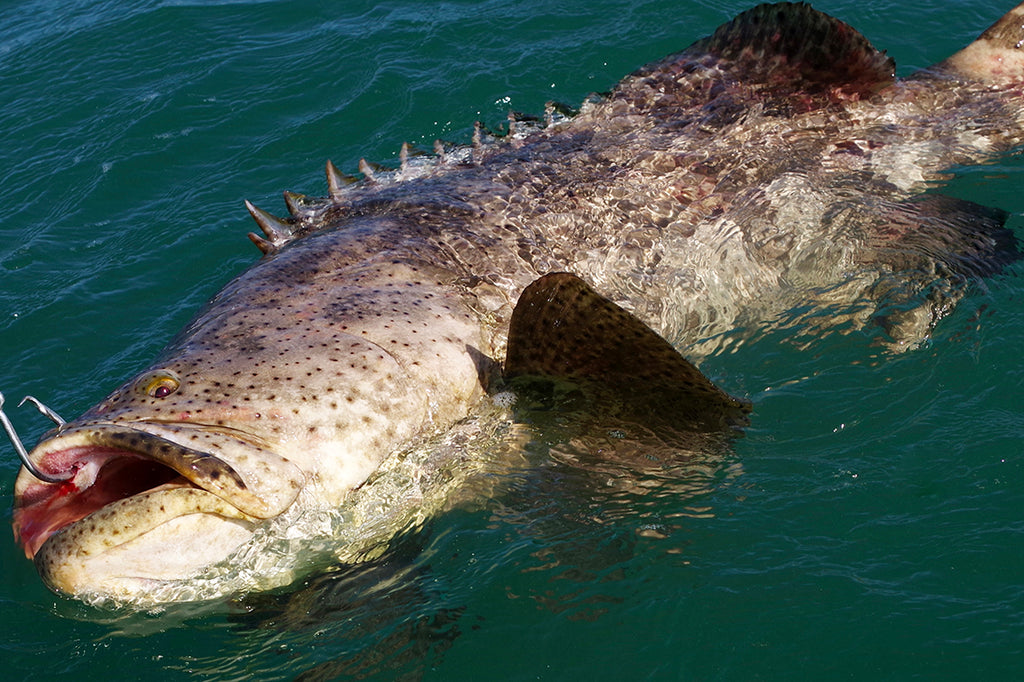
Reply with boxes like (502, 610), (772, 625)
(10, 3), (1024, 605)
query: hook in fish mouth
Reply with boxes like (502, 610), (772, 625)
(0, 392), (72, 484)
(10, 419), (303, 561)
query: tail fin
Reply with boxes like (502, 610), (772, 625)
(937, 3), (1024, 84)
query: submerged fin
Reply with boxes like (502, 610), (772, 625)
(505, 273), (749, 431)
(812, 193), (1019, 348)
(853, 194), (1018, 279)
(938, 3), (1024, 84)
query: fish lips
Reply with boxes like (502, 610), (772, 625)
(33, 487), (259, 599)
(12, 422), (305, 588)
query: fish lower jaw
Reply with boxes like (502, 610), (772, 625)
(34, 487), (257, 602)
(13, 441), (220, 559)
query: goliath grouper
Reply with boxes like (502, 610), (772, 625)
(6, 3), (1024, 606)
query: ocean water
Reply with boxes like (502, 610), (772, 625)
(2, 0), (1023, 679)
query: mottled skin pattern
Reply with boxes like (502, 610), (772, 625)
(491, 8), (1024, 349)
(12, 3), (1024, 604)
(270, 3), (1024, 353)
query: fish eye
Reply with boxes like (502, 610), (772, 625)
(137, 370), (181, 399)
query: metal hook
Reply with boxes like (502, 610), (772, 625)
(19, 395), (66, 427)
(0, 392), (72, 483)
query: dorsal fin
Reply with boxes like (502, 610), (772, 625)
(690, 2), (894, 97)
(505, 273), (749, 430)
(936, 3), (1024, 84)
(621, 3), (895, 119)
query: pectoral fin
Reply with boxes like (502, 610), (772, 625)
(505, 273), (749, 431)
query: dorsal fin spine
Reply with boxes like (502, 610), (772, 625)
(282, 191), (313, 220)
(325, 159), (356, 199)
(244, 200), (292, 243)
(399, 142), (410, 174)
(247, 232), (276, 255)
(358, 158), (376, 183)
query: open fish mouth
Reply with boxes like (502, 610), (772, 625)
(12, 423), (304, 567)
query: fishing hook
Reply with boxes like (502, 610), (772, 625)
(19, 395), (66, 427)
(0, 392), (72, 483)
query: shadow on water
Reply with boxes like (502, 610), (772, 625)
(227, 531), (464, 682)
(203, 377), (749, 680)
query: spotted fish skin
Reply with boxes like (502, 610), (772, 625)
(80, 238), (497, 505)
(11, 3), (1024, 604)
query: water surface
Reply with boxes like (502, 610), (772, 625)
(1, 0), (1022, 679)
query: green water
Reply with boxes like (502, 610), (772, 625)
(2, 0), (1023, 679)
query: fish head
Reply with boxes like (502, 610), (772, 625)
(10, 353), (315, 601)
(8, 215), (499, 604)
(10, 243), (463, 602)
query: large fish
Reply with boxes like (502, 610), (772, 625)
(7, 2), (1024, 606)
